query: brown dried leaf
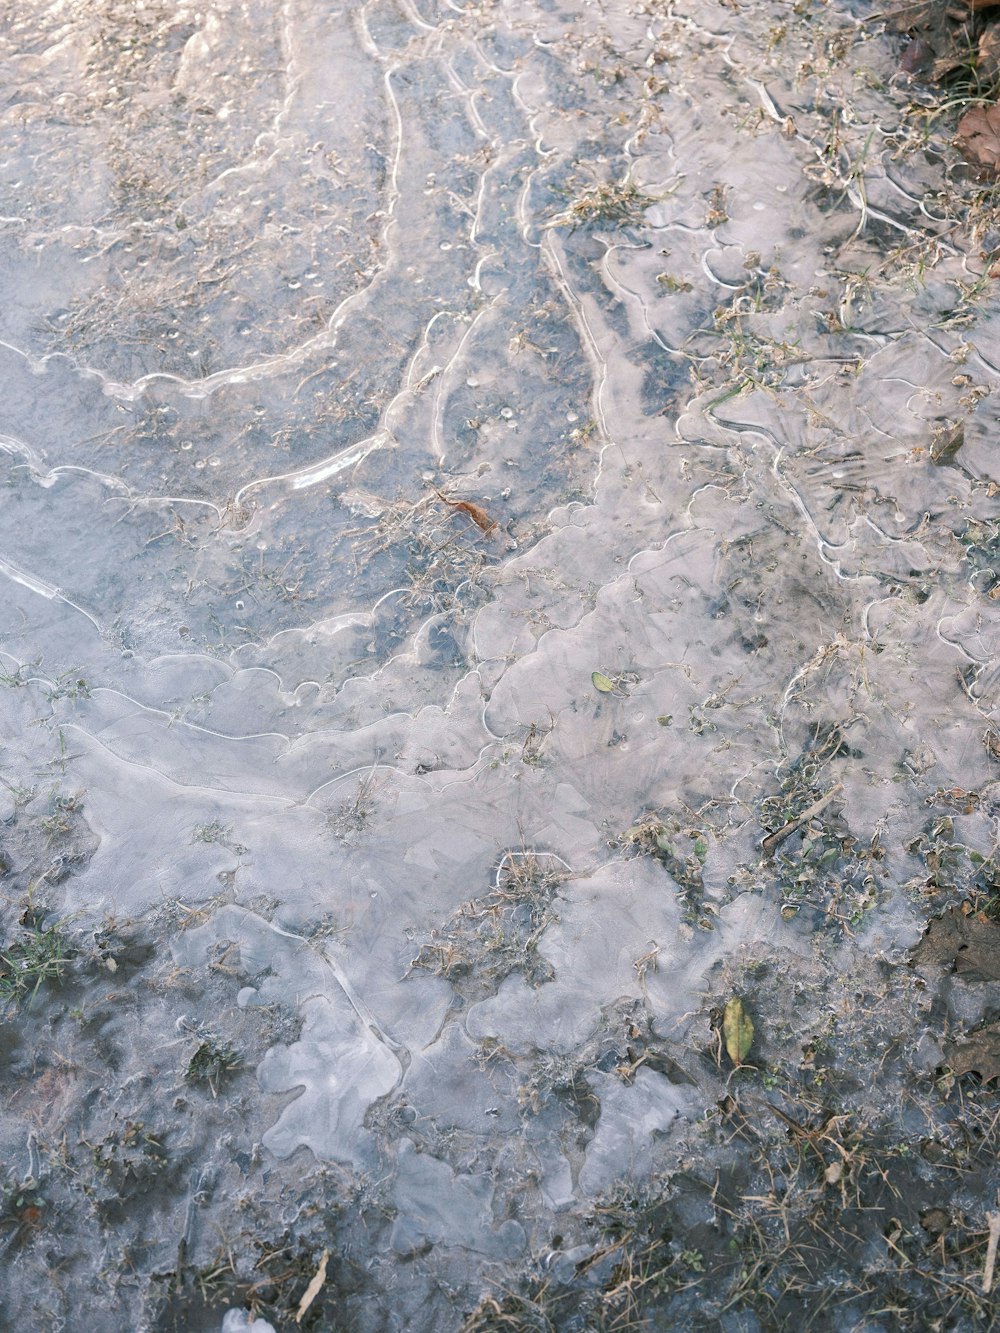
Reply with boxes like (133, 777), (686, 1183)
(945, 1020), (1000, 1082)
(910, 906), (1000, 982)
(920, 1207), (951, 1238)
(934, 44), (972, 79)
(900, 36), (936, 73)
(432, 487), (498, 535)
(911, 905), (967, 968)
(979, 24), (1000, 84)
(930, 420), (964, 464)
(956, 102), (1000, 174)
(887, 1), (949, 33)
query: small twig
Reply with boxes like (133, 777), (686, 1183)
(761, 783), (844, 858)
(982, 1212), (1000, 1294)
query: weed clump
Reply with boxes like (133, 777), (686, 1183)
(408, 849), (567, 1000)
(342, 491), (499, 621)
(0, 921), (74, 1006)
(89, 1120), (169, 1203)
(550, 178), (651, 229)
(0, 1172), (45, 1249)
(619, 810), (710, 924)
(184, 1032), (241, 1097)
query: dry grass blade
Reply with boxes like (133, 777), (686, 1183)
(982, 1213), (1000, 1292)
(295, 1247), (329, 1323)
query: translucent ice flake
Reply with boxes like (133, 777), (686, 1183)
(257, 1001), (400, 1166)
(222, 1313), (277, 1333)
(390, 1138), (526, 1259)
(174, 906), (403, 1167)
(579, 1068), (699, 1196)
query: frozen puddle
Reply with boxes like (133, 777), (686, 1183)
(1, 0), (999, 1327)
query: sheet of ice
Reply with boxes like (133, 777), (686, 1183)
(1, 0), (999, 1324)
(390, 1138), (526, 1259)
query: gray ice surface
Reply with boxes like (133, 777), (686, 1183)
(1, 0), (999, 1327)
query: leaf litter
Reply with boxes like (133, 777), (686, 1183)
(891, 0), (1000, 172)
(911, 904), (1000, 983)
(912, 906), (1000, 1081)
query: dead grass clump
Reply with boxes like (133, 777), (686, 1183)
(548, 178), (651, 230)
(407, 849), (568, 1000)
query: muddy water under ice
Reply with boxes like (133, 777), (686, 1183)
(1, 0), (1000, 1323)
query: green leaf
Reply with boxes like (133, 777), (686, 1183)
(693, 837), (708, 861)
(591, 671), (616, 693)
(723, 997), (754, 1066)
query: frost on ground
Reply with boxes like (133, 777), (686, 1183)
(1, 0), (999, 1328)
